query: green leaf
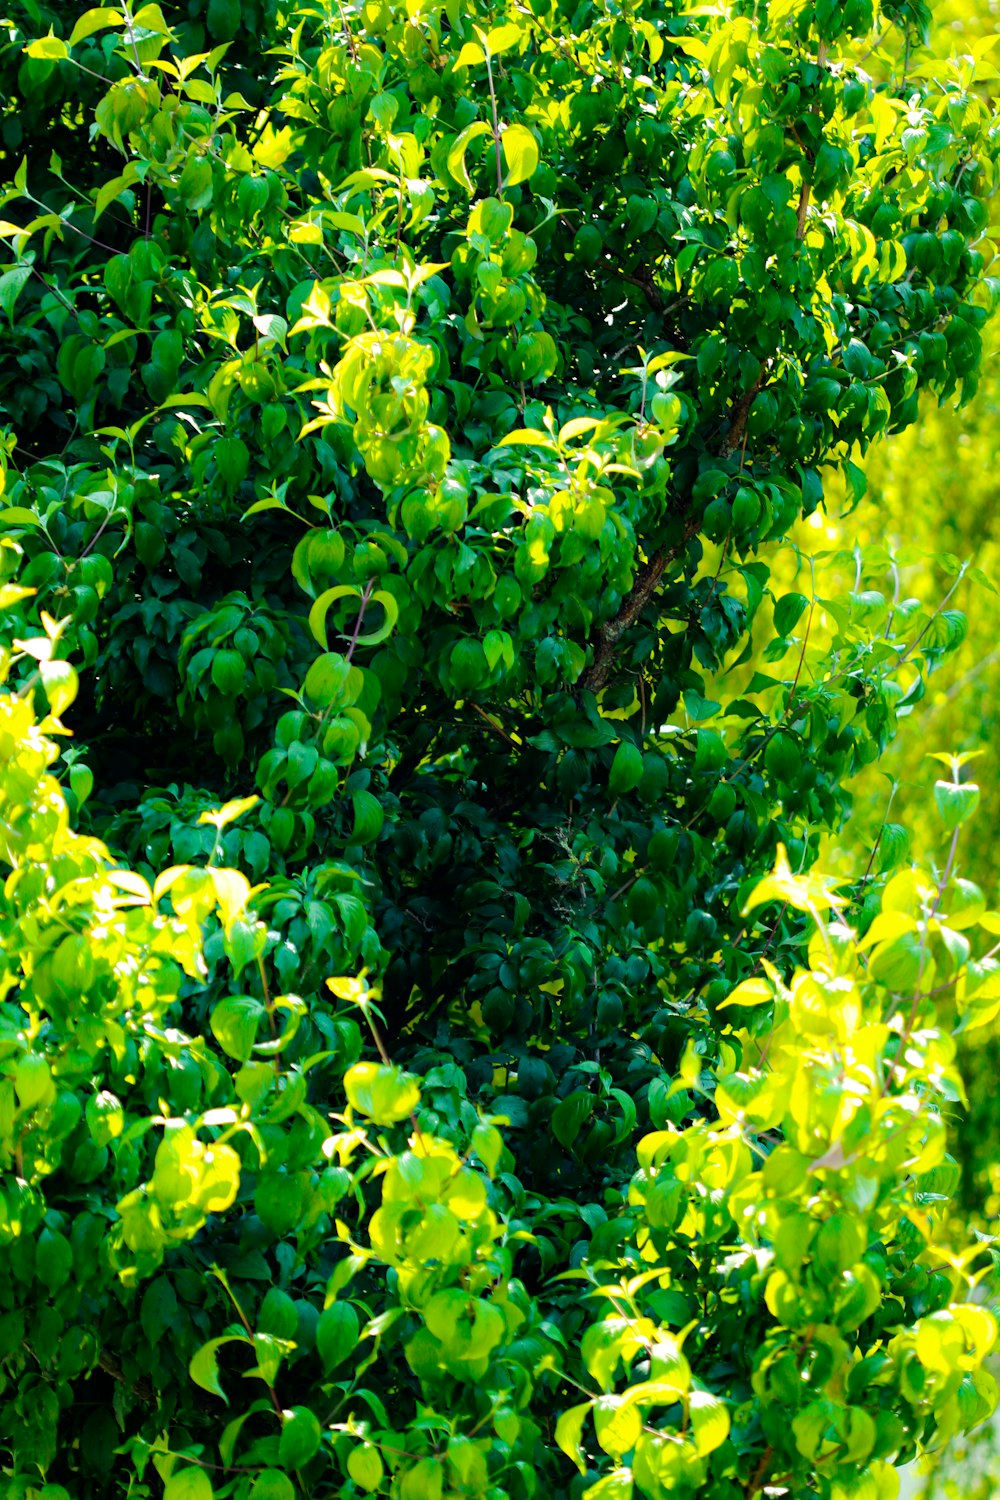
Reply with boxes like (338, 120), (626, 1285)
(141, 1276), (178, 1345)
(609, 741), (644, 795)
(348, 1445), (385, 1492)
(242, 496), (294, 519)
(688, 1390), (730, 1455)
(163, 1467), (214, 1500)
(189, 1336), (244, 1402)
(303, 652), (355, 708)
(486, 21), (522, 54)
(308, 584), (361, 650)
(495, 428), (558, 450)
(211, 994), (267, 1062)
(455, 40), (485, 66)
(69, 763), (94, 806)
(253, 313), (288, 347)
(868, 930), (925, 991)
(317, 1301), (360, 1372)
(86, 1089), (124, 1146)
(716, 977), (772, 1011)
(197, 795), (259, 830)
(551, 1090), (595, 1149)
(178, 158), (214, 212)
(205, 648), (245, 699)
(25, 33), (69, 58)
(69, 7), (123, 45)
(501, 123), (538, 185)
(0, 267), (31, 321)
(555, 1402), (591, 1474)
(248, 1474), (295, 1500)
(814, 1213), (865, 1276)
(695, 728), (726, 772)
(593, 1395), (642, 1458)
(344, 1061), (419, 1125)
(773, 592), (809, 636)
(764, 730), (800, 783)
(447, 121), (491, 194)
(934, 779), (980, 830)
(683, 688), (721, 721)
(450, 639), (488, 692)
(0, 506), (44, 528)
(351, 789), (384, 844)
(39, 660), (78, 718)
(400, 1458), (444, 1500)
(36, 1227), (73, 1290)
(356, 589), (399, 646)
(279, 1406), (322, 1469)
(216, 435), (249, 490)
(471, 1122), (503, 1174)
(15, 1053), (52, 1109)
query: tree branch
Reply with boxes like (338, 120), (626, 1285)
(720, 364), (767, 456)
(615, 268), (664, 311)
(580, 517), (705, 693)
(581, 367), (766, 693)
(744, 1444), (773, 1500)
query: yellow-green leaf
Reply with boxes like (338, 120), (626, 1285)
(501, 123), (538, 185)
(447, 121), (491, 195)
(69, 7), (123, 46)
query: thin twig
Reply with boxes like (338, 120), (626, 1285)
(745, 1445), (773, 1500)
(895, 571), (964, 669)
(484, 50), (504, 196)
(344, 579), (375, 665)
(696, 532), (731, 624)
(120, 2), (147, 77)
(28, 265), (75, 315)
(795, 181), (811, 240)
(857, 782), (899, 895)
(470, 701), (519, 746)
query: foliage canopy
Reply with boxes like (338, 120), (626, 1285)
(0, 0), (999, 1496)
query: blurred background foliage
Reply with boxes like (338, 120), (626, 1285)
(835, 0), (1000, 1235)
(772, 2), (1000, 1492)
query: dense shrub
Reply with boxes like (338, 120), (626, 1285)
(0, 0), (999, 1496)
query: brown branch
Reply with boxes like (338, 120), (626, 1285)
(720, 364), (767, 457)
(616, 268), (664, 311)
(792, 44), (824, 243)
(565, 221), (667, 312)
(470, 701), (519, 746)
(582, 366), (767, 693)
(98, 1350), (154, 1402)
(580, 545), (672, 693)
(745, 1444), (773, 1500)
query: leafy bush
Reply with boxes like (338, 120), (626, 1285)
(0, 0), (999, 1495)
